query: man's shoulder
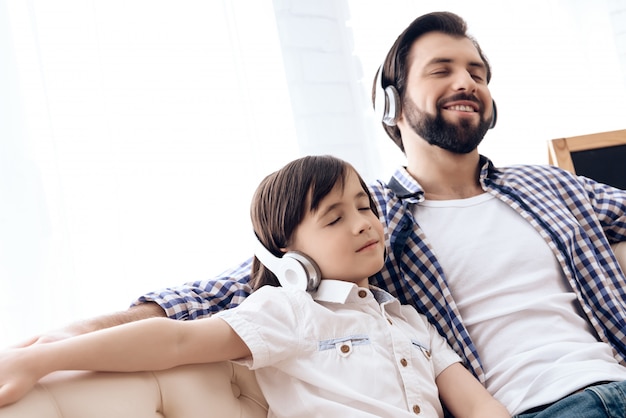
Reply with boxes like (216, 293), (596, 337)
(495, 162), (567, 175)
(492, 163), (578, 186)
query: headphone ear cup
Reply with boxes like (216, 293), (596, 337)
(489, 100), (497, 129)
(272, 254), (313, 291)
(382, 85), (400, 126)
(254, 237), (321, 292)
(374, 65), (401, 127)
(284, 251), (321, 292)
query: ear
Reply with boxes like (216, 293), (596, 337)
(392, 109), (405, 129)
(395, 111), (404, 124)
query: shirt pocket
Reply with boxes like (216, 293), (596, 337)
(318, 334), (371, 358)
(411, 339), (432, 360)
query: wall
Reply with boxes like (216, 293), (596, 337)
(610, 0), (626, 81)
(271, 0), (382, 183)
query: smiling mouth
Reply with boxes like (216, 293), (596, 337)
(357, 240), (379, 252)
(445, 104), (476, 112)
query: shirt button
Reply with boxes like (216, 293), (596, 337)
(358, 290), (367, 298)
(412, 404), (421, 414)
(400, 358), (408, 367)
(340, 344), (351, 354)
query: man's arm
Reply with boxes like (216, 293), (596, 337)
(16, 302), (166, 347)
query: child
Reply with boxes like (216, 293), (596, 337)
(0, 155), (510, 417)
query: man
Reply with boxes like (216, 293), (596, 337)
(366, 12), (626, 418)
(22, 11), (626, 417)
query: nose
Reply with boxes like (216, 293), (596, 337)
(452, 70), (477, 92)
(355, 216), (373, 235)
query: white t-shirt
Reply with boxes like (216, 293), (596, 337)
(217, 280), (461, 418)
(413, 193), (626, 414)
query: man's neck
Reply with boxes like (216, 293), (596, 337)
(406, 147), (483, 200)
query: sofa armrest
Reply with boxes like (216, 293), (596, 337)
(0, 362), (268, 418)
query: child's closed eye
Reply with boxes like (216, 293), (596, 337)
(328, 217), (341, 226)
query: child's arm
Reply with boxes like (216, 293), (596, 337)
(436, 362), (510, 418)
(0, 317), (250, 407)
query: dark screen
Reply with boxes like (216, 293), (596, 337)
(570, 144), (626, 189)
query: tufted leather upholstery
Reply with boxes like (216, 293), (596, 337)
(0, 362), (267, 418)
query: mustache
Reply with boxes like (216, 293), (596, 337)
(438, 93), (482, 108)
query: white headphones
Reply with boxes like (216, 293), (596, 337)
(374, 63), (498, 129)
(374, 64), (401, 127)
(254, 236), (321, 292)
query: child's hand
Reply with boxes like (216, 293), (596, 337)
(0, 348), (41, 408)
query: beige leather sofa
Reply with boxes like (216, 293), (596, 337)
(1, 242), (624, 418)
(0, 362), (268, 418)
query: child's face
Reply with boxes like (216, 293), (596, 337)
(285, 170), (385, 288)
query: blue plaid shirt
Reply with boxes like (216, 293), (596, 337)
(135, 156), (626, 382)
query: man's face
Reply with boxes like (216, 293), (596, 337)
(398, 32), (494, 154)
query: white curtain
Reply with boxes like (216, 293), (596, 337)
(0, 0), (299, 345)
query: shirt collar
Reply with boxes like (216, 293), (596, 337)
(387, 155), (500, 202)
(387, 167), (424, 203)
(312, 280), (358, 304)
(312, 280), (397, 306)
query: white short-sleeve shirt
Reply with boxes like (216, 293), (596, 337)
(217, 280), (461, 418)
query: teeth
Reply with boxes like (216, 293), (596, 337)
(447, 105), (475, 112)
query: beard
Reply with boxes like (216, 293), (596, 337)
(403, 95), (492, 154)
